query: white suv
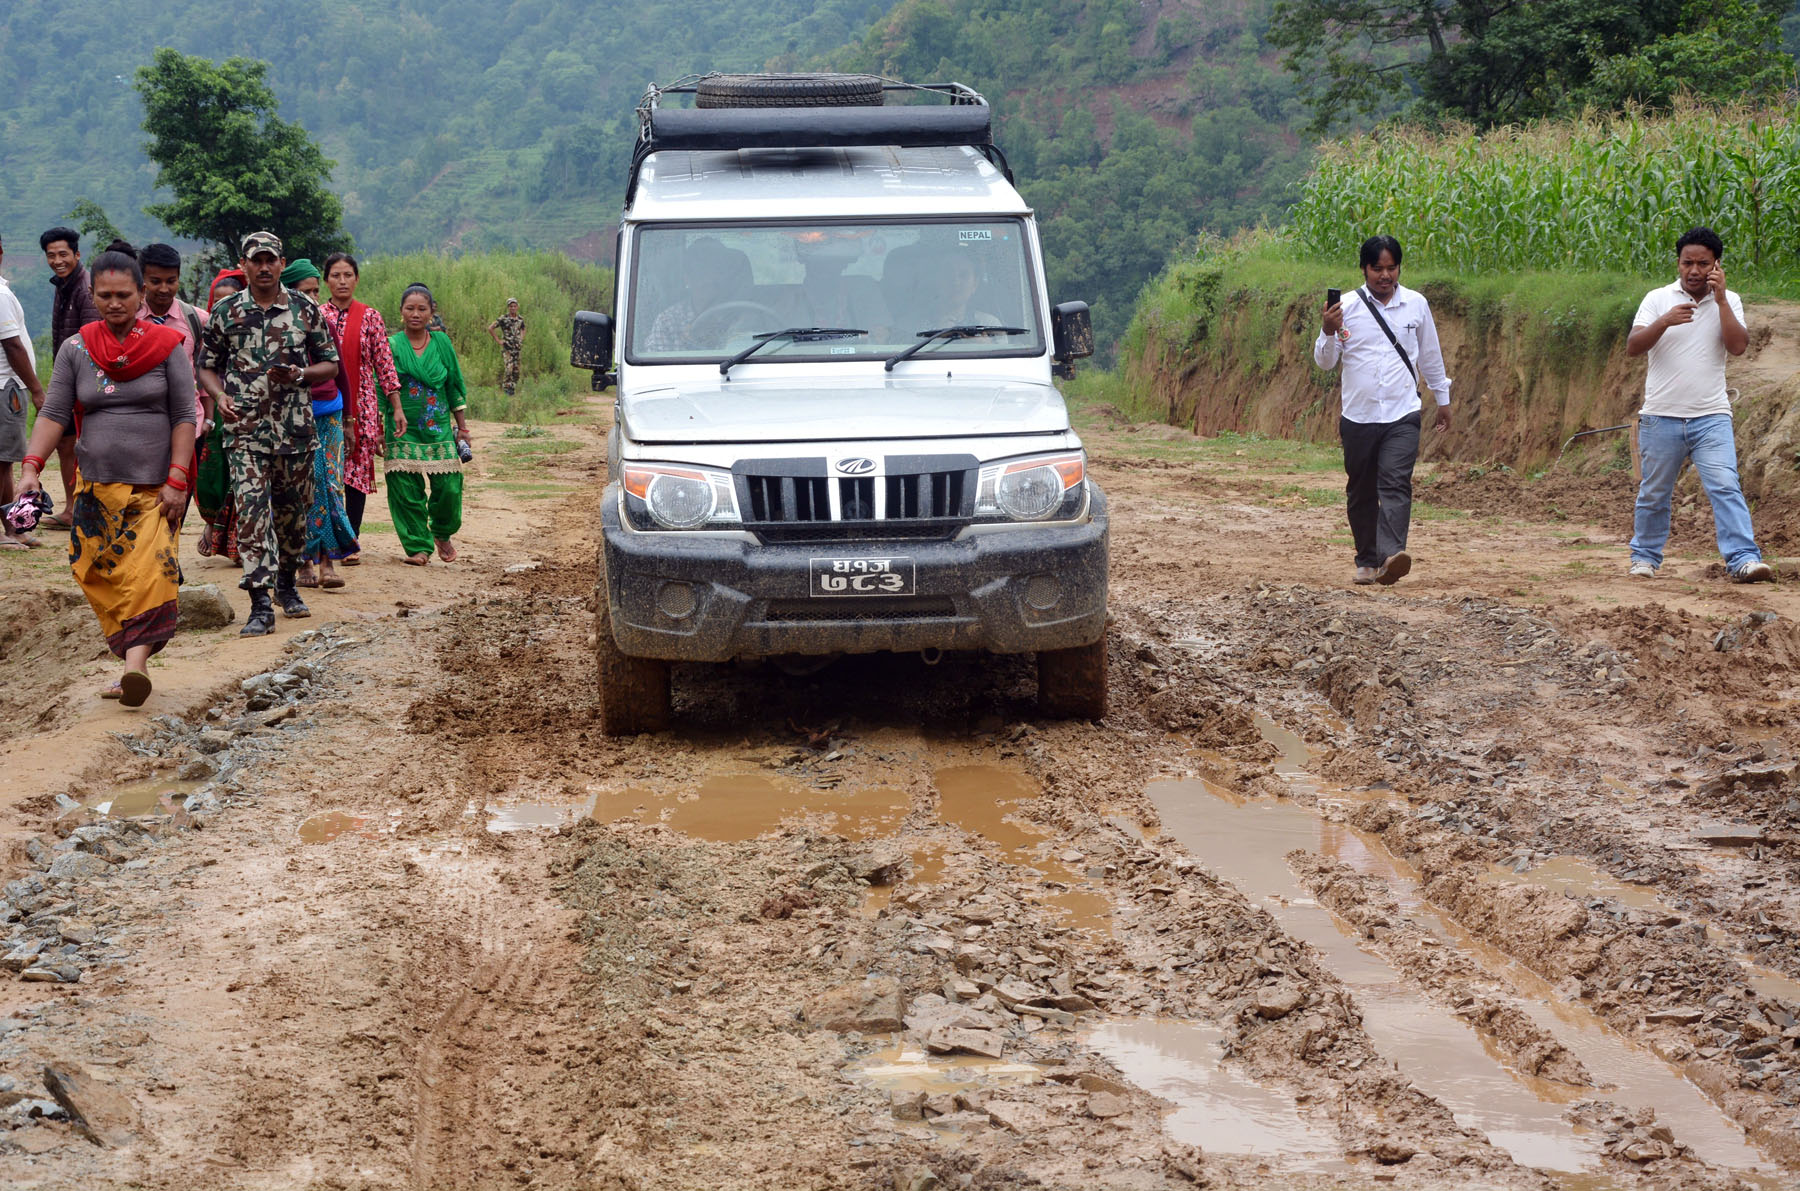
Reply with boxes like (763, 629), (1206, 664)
(571, 73), (1107, 734)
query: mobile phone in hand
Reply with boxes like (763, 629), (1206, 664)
(1326, 288), (1341, 307)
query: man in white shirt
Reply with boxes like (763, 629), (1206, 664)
(1313, 235), (1452, 586)
(1624, 227), (1772, 583)
(0, 231), (47, 549)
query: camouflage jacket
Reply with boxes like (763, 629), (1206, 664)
(200, 287), (339, 455)
(490, 313), (525, 352)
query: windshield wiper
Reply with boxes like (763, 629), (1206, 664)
(720, 327), (867, 377)
(884, 325), (1029, 372)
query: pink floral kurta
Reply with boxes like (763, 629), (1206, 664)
(321, 300), (402, 494)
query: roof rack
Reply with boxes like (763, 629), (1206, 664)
(626, 76), (1013, 205)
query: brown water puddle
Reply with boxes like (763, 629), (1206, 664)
(89, 778), (201, 818)
(1148, 774), (1781, 1181)
(852, 1041), (1046, 1097)
(299, 810), (369, 844)
(933, 765), (1111, 933)
(1082, 1019), (1346, 1172)
(572, 775), (911, 842)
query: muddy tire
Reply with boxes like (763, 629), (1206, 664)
(1037, 637), (1108, 720)
(694, 73), (884, 109)
(594, 580), (671, 736)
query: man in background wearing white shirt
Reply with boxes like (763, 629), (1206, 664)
(1314, 235), (1452, 586)
(1624, 227), (1772, 583)
(0, 231), (47, 549)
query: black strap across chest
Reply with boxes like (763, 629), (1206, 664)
(1357, 287), (1415, 381)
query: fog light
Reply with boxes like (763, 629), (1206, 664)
(1023, 574), (1060, 611)
(656, 581), (697, 619)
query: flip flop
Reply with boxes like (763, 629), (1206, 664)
(321, 575), (346, 589)
(295, 572), (321, 588)
(342, 554), (362, 567)
(41, 513), (71, 529)
(100, 682), (124, 700)
(0, 539), (27, 551)
(119, 671), (152, 708)
(435, 538), (458, 562)
(404, 553), (430, 566)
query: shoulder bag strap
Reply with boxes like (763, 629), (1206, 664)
(1357, 287), (1416, 381)
(184, 303), (204, 347)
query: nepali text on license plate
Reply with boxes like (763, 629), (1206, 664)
(809, 556), (916, 597)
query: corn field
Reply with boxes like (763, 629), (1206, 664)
(1290, 105), (1800, 278)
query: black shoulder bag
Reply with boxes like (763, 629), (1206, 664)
(1357, 287), (1415, 382)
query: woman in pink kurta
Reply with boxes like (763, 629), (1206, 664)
(321, 253), (404, 564)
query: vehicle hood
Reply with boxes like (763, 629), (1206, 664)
(621, 375), (1070, 443)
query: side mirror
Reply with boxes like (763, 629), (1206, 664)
(571, 310), (615, 389)
(1050, 301), (1094, 379)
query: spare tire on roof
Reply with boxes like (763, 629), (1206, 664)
(694, 73), (884, 109)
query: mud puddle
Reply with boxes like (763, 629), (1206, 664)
(89, 778), (200, 818)
(490, 775), (913, 841)
(1149, 766), (1782, 1180)
(933, 765), (1112, 932)
(853, 1041), (1046, 1097)
(1084, 1019), (1346, 1171)
(298, 810), (370, 844)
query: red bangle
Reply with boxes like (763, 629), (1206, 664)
(164, 476), (190, 493)
(168, 461), (193, 479)
(22, 454), (45, 472)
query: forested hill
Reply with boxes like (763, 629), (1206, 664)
(3, 0), (1310, 353)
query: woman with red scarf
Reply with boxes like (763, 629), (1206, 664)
(320, 253), (404, 564)
(194, 268), (246, 560)
(18, 245), (197, 708)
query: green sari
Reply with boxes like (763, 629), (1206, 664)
(383, 330), (466, 474)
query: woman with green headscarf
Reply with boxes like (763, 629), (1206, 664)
(280, 259), (358, 587)
(382, 283), (470, 564)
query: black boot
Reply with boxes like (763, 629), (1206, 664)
(241, 588), (275, 636)
(276, 569), (311, 618)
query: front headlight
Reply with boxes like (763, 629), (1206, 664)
(621, 463), (741, 530)
(975, 452), (1086, 522)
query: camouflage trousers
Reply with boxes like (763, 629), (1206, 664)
(500, 349), (520, 396)
(229, 448), (315, 591)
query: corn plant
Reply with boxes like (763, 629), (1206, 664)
(1290, 103), (1800, 280)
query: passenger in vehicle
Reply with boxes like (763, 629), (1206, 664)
(645, 237), (752, 352)
(783, 233), (891, 339)
(927, 252), (1001, 328)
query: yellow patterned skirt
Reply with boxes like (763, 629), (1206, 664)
(68, 481), (181, 659)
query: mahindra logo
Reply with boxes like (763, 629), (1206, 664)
(835, 457), (876, 475)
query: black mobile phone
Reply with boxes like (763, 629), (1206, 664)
(1325, 288), (1341, 307)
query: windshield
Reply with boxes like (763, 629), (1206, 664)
(626, 219), (1043, 365)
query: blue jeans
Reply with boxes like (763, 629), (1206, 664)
(1630, 413), (1762, 570)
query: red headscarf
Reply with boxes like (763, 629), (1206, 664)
(80, 320), (185, 383)
(207, 268), (246, 311)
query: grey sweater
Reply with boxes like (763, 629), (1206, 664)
(42, 336), (197, 486)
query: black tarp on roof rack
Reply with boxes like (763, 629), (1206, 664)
(626, 77), (1009, 205)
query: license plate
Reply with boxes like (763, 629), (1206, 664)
(809, 556), (916, 597)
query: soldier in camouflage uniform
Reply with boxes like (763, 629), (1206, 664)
(487, 298), (525, 395)
(197, 232), (340, 636)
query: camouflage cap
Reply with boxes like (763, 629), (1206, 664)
(507, 297), (519, 305)
(240, 230), (283, 259)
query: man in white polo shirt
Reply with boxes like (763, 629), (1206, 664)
(1625, 226), (1773, 583)
(0, 230), (47, 549)
(1314, 235), (1452, 586)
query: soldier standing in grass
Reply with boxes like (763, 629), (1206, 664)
(1625, 226), (1773, 584)
(487, 298), (525, 395)
(1314, 235), (1452, 586)
(197, 231), (339, 636)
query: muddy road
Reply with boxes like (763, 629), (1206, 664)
(0, 397), (1797, 1190)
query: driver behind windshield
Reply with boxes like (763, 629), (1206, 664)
(645, 237), (750, 352)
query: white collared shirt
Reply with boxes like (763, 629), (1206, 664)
(1313, 283), (1452, 424)
(0, 277), (34, 388)
(1633, 280), (1744, 419)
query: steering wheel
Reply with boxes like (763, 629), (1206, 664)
(687, 300), (783, 345)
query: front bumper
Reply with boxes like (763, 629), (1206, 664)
(600, 485), (1108, 662)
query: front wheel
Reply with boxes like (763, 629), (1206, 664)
(1037, 637), (1108, 720)
(594, 573), (671, 736)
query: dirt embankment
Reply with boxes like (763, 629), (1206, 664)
(1129, 285), (1800, 522)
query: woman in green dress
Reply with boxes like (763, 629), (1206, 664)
(384, 284), (471, 564)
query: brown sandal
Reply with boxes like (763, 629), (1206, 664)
(120, 671), (152, 708)
(404, 553), (430, 566)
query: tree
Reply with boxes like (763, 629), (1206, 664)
(65, 199), (125, 248)
(135, 48), (352, 262)
(1271, 0), (1793, 132)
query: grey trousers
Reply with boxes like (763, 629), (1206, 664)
(1340, 411), (1420, 569)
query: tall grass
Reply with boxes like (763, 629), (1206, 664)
(355, 251), (613, 421)
(1291, 103), (1800, 283)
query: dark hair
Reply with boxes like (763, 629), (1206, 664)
(1359, 235), (1403, 269)
(1676, 226), (1724, 262)
(323, 251), (359, 278)
(90, 245), (144, 289)
(401, 283), (434, 307)
(215, 275), (246, 293)
(39, 226), (80, 254)
(140, 243), (182, 271)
